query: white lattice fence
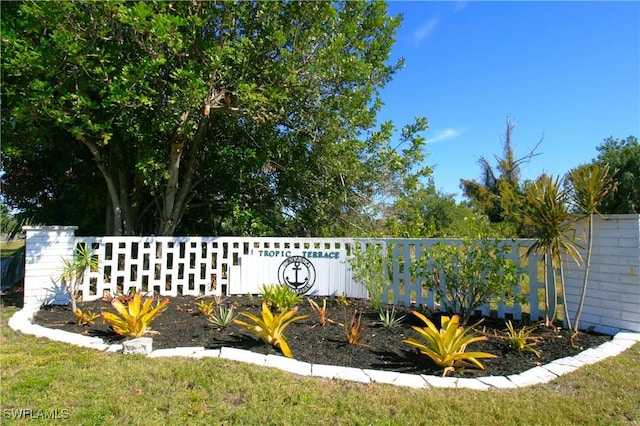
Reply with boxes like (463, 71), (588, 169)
(71, 235), (551, 321)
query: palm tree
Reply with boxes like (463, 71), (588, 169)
(522, 175), (581, 327)
(568, 164), (617, 333)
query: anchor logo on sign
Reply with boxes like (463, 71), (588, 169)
(285, 259), (308, 289)
(278, 256), (316, 294)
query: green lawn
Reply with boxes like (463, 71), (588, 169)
(0, 240), (24, 260)
(1, 304), (638, 425)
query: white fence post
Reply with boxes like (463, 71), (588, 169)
(22, 226), (78, 306)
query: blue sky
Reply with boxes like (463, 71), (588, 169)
(378, 1), (640, 199)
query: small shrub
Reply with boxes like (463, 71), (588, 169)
(378, 306), (406, 328)
(404, 312), (497, 377)
(74, 307), (100, 326)
(258, 284), (302, 311)
(207, 304), (236, 329)
(195, 299), (216, 316)
(234, 301), (308, 358)
(335, 292), (350, 307)
(102, 291), (169, 338)
(505, 320), (542, 357)
(410, 237), (524, 324)
(348, 242), (392, 310)
(344, 307), (364, 345)
(308, 298), (329, 327)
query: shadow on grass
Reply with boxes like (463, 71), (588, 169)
(0, 282), (23, 309)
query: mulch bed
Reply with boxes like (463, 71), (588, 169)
(33, 295), (612, 378)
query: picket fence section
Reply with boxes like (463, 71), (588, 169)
(68, 235), (549, 321)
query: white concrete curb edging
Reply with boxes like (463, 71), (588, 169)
(8, 304), (640, 390)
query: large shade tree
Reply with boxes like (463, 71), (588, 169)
(591, 136), (639, 214)
(2, 1), (428, 236)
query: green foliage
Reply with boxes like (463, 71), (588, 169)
(522, 174), (581, 326)
(258, 284), (302, 312)
(378, 306), (406, 328)
(2, 1), (429, 237)
(460, 118), (540, 237)
(348, 243), (392, 310)
(335, 293), (350, 307)
(59, 244), (99, 313)
(411, 238), (524, 324)
(593, 136), (639, 214)
(568, 164), (618, 216)
(504, 320), (541, 357)
(567, 163), (618, 332)
(233, 302), (308, 358)
(207, 304), (236, 330)
(101, 291), (169, 338)
(404, 312), (497, 377)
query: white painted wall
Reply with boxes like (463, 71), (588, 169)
(22, 226), (77, 306)
(564, 214), (640, 333)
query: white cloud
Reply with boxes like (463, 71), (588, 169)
(428, 128), (463, 144)
(414, 18), (439, 45)
(453, 1), (468, 13)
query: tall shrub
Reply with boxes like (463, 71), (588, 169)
(348, 242), (392, 310)
(411, 238), (523, 325)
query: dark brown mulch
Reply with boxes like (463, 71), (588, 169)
(33, 295), (612, 378)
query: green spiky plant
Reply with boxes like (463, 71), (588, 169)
(522, 175), (582, 328)
(568, 164), (617, 334)
(59, 243), (99, 313)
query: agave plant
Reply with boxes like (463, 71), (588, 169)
(234, 301), (308, 358)
(207, 304), (236, 329)
(404, 312), (497, 377)
(102, 291), (169, 338)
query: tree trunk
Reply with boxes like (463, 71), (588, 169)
(573, 214), (594, 332)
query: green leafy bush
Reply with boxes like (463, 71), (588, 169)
(258, 284), (302, 311)
(411, 238), (524, 324)
(348, 242), (392, 310)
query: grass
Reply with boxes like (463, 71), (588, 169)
(0, 240), (24, 260)
(1, 303), (639, 425)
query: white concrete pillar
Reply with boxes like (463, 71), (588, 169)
(22, 226), (78, 307)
